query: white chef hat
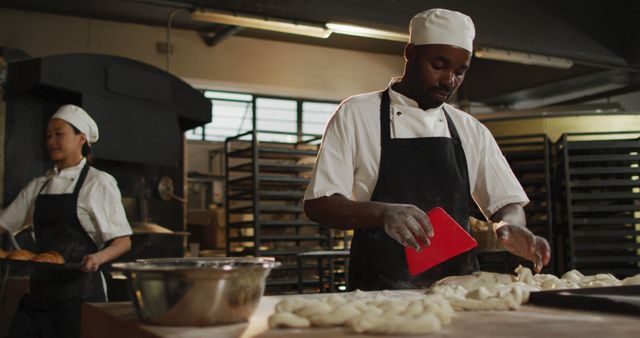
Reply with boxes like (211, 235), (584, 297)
(51, 104), (99, 144)
(409, 8), (475, 53)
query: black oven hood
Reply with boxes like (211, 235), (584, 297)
(6, 53), (211, 167)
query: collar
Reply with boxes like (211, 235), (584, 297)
(47, 158), (87, 178)
(387, 77), (444, 114)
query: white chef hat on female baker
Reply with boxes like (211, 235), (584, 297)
(51, 104), (100, 144)
(409, 8), (475, 53)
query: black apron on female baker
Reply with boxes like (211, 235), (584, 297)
(8, 164), (106, 338)
(348, 89), (479, 291)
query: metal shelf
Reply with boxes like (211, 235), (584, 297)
(571, 204), (639, 213)
(568, 167), (640, 176)
(571, 179), (640, 188)
(228, 175), (310, 188)
(574, 256), (640, 263)
(556, 133), (640, 278)
(228, 146), (317, 160)
(228, 205), (304, 214)
(228, 235), (328, 242)
(228, 220), (320, 228)
(225, 130), (338, 294)
(229, 162), (314, 174)
(568, 154), (640, 163)
(571, 217), (640, 225)
(573, 229), (640, 237)
(566, 140), (640, 151)
(227, 189), (305, 201)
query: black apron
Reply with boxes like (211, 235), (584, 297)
(8, 164), (106, 338)
(348, 89), (479, 291)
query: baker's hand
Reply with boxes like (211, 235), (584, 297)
(81, 254), (102, 273)
(382, 203), (433, 250)
(496, 224), (551, 273)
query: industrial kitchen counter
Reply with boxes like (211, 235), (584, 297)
(82, 292), (639, 338)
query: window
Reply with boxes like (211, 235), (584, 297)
(186, 91), (253, 142)
(186, 90), (338, 143)
(256, 98), (297, 143)
(302, 101), (339, 136)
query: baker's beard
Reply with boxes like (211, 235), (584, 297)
(419, 86), (452, 109)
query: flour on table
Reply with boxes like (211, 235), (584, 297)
(269, 267), (640, 335)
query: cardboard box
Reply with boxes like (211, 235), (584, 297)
(187, 210), (216, 227)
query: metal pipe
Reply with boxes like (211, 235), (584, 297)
(166, 8), (188, 72)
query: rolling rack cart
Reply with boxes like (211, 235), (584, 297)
(225, 129), (347, 294)
(475, 134), (555, 274)
(555, 131), (640, 277)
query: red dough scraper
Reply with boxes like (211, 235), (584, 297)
(405, 207), (478, 276)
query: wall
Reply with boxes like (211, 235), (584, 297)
(187, 140), (224, 175)
(0, 8), (403, 101)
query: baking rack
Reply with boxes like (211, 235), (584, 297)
(225, 130), (349, 293)
(555, 131), (640, 277)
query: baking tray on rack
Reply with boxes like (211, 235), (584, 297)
(0, 258), (81, 271)
(529, 285), (640, 316)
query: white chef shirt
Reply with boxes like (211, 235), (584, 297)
(0, 158), (132, 248)
(304, 78), (529, 219)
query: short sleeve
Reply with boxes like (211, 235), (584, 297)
(471, 125), (529, 219)
(304, 103), (356, 200)
(85, 174), (132, 244)
(0, 178), (41, 232)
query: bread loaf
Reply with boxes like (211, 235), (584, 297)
(31, 251), (65, 264)
(6, 249), (36, 261)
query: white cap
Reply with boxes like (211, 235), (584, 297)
(51, 104), (99, 144)
(409, 8), (475, 53)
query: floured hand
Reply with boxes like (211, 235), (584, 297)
(496, 224), (550, 273)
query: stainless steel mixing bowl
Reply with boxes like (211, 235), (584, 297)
(111, 257), (280, 326)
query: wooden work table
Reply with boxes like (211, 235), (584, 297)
(82, 293), (640, 338)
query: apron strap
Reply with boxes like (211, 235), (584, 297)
(72, 164), (90, 197)
(441, 107), (462, 143)
(38, 178), (51, 195)
(379, 89), (391, 144)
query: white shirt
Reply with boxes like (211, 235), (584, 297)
(304, 78), (529, 219)
(0, 158), (132, 248)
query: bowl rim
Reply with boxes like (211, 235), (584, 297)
(111, 257), (281, 272)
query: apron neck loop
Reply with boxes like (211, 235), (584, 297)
(380, 88), (462, 143)
(38, 164), (91, 197)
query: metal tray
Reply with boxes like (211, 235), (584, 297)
(529, 285), (640, 316)
(0, 258), (81, 270)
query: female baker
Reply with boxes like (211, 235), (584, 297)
(0, 104), (132, 338)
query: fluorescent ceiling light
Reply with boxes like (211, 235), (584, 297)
(191, 9), (332, 39)
(326, 22), (409, 42)
(474, 47), (573, 69)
